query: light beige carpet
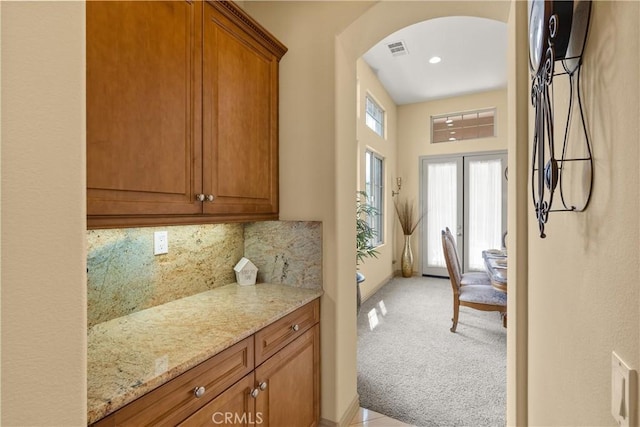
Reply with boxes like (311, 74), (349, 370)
(357, 276), (506, 427)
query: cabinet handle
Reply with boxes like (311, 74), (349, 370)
(206, 194), (215, 202)
(259, 381), (268, 391)
(195, 193), (206, 202)
(194, 386), (206, 398)
(291, 324), (300, 332)
(250, 388), (260, 399)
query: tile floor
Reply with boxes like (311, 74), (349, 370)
(349, 407), (411, 426)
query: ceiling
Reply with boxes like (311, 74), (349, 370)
(362, 16), (507, 105)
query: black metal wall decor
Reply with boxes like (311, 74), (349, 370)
(528, 0), (593, 238)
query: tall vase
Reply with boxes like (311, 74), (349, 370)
(401, 234), (413, 277)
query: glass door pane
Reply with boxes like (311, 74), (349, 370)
(421, 151), (507, 278)
(421, 157), (463, 276)
(464, 153), (507, 271)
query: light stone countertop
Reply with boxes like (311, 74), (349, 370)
(87, 283), (323, 424)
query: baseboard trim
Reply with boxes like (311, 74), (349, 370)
(319, 394), (360, 427)
(361, 274), (393, 303)
(393, 269), (421, 277)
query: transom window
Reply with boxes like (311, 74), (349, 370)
(365, 150), (384, 246)
(365, 95), (385, 137)
(431, 108), (496, 143)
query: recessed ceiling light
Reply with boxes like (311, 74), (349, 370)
(445, 119), (453, 124)
(450, 131), (456, 135)
(429, 56), (442, 64)
(449, 137), (456, 141)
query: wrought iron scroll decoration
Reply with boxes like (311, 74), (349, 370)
(530, 1), (593, 238)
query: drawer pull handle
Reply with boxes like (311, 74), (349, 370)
(250, 388), (260, 399)
(194, 386), (206, 398)
(292, 324), (300, 332)
(259, 381), (268, 391)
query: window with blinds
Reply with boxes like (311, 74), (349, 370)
(431, 108), (496, 143)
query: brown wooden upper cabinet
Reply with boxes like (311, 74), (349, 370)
(87, 1), (287, 228)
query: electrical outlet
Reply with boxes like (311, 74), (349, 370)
(154, 231), (168, 255)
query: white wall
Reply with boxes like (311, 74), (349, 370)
(1, 2), (87, 423)
(356, 58), (397, 300)
(527, 2), (640, 425)
(506, 2), (530, 424)
(397, 89), (508, 273)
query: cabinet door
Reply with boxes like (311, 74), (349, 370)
(87, 1), (202, 217)
(178, 373), (257, 427)
(255, 325), (320, 427)
(202, 3), (280, 218)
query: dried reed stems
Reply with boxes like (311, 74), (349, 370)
(394, 198), (423, 235)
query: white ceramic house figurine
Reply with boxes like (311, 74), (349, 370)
(234, 257), (258, 286)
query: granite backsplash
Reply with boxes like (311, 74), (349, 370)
(87, 221), (322, 327)
(245, 221), (322, 288)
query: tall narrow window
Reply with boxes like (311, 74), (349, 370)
(365, 95), (385, 137)
(365, 150), (384, 246)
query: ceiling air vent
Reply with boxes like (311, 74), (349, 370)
(387, 40), (408, 57)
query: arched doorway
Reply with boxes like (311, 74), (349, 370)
(336, 2), (528, 425)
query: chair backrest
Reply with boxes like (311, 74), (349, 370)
(441, 230), (462, 293)
(444, 227), (462, 277)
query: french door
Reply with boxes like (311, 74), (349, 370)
(421, 151), (507, 277)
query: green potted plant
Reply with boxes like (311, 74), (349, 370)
(356, 191), (379, 312)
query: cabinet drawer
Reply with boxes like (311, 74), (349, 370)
(178, 373), (256, 427)
(254, 299), (319, 366)
(93, 337), (254, 427)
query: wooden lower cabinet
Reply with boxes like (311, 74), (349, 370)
(92, 338), (254, 427)
(179, 373), (257, 427)
(254, 299), (320, 365)
(91, 300), (319, 427)
(180, 325), (320, 427)
(255, 325), (320, 427)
